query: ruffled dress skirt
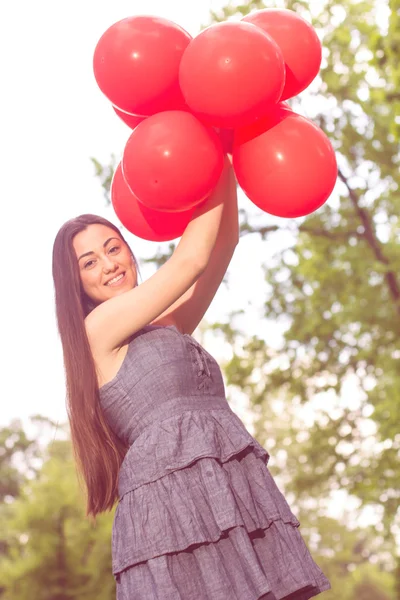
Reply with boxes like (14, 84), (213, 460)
(112, 409), (331, 600)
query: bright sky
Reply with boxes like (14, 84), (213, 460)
(1, 0), (289, 431)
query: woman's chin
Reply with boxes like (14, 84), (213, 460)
(107, 281), (134, 298)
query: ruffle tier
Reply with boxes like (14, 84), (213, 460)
(113, 409), (330, 599)
(117, 406), (270, 497)
(116, 522), (330, 599)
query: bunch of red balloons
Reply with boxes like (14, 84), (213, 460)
(93, 10), (338, 241)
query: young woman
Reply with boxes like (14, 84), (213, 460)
(52, 158), (330, 599)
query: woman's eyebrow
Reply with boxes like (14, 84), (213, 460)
(77, 237), (120, 262)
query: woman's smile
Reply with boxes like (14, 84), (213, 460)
(104, 272), (126, 286)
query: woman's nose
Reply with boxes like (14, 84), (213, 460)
(102, 256), (117, 273)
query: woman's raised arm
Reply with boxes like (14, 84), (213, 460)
(85, 157), (232, 353)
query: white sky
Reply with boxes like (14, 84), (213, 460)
(0, 0), (290, 431)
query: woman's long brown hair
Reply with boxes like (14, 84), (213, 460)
(52, 214), (139, 519)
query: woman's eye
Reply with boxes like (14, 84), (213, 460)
(109, 245), (120, 254)
(84, 259), (96, 269)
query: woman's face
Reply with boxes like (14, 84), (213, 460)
(73, 224), (137, 305)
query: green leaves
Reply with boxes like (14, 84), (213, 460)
(0, 433), (115, 599)
(90, 155), (117, 206)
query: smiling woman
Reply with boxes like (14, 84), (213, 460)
(73, 225), (138, 306)
(51, 158), (330, 600)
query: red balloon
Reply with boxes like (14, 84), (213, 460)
(233, 104), (337, 218)
(122, 110), (224, 212)
(214, 128), (235, 154)
(242, 9), (322, 101)
(111, 163), (195, 242)
(179, 21), (285, 128)
(112, 106), (145, 129)
(237, 101), (294, 138)
(93, 16), (191, 115)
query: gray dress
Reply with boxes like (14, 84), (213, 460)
(99, 324), (331, 600)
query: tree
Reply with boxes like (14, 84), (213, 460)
(0, 417), (44, 587)
(0, 419), (40, 503)
(0, 437), (115, 600)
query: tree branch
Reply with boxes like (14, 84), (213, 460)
(338, 168), (400, 311)
(239, 224), (279, 239)
(240, 222), (360, 241)
(298, 224), (360, 240)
